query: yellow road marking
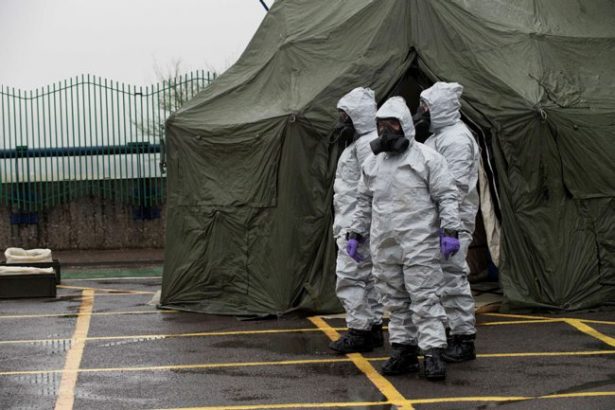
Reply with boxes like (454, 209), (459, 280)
(482, 312), (551, 320)
(540, 391), (615, 399)
(0, 357), (353, 376)
(309, 317), (343, 340)
(578, 318), (615, 326)
(478, 319), (564, 326)
(477, 350), (615, 358)
(413, 391), (611, 405)
(481, 319), (563, 326)
(57, 284), (155, 295)
(417, 391), (615, 402)
(155, 402), (392, 410)
(482, 312), (615, 326)
(2, 349), (614, 377)
(0, 327), (346, 345)
(568, 317), (615, 325)
(0, 310), (178, 320)
(410, 396), (527, 404)
(87, 327), (343, 341)
(155, 392), (615, 409)
(54, 289), (94, 410)
(309, 316), (414, 410)
(0, 337), (72, 345)
(565, 319), (615, 348)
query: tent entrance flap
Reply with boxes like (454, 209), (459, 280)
(389, 58), (502, 269)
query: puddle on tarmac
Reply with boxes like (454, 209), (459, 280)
(9, 371), (61, 397)
(209, 334), (326, 355)
(96, 336), (166, 348)
(551, 373), (615, 394)
(39, 338), (72, 354)
(172, 366), (392, 408)
(0, 339), (71, 365)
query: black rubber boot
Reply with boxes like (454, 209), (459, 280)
(329, 328), (373, 354)
(442, 334), (476, 363)
(381, 343), (419, 375)
(423, 348), (446, 381)
(371, 323), (384, 348)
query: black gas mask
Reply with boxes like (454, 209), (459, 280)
(334, 110), (356, 148)
(412, 104), (431, 143)
(370, 118), (409, 155)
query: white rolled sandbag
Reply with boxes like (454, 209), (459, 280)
(4, 248), (53, 264)
(0, 266), (54, 276)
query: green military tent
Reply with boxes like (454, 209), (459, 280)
(160, 0), (615, 315)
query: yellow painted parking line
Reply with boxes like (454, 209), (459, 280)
(540, 391), (615, 399)
(155, 391), (615, 409)
(477, 350), (615, 358)
(562, 318), (615, 326)
(309, 316), (414, 410)
(0, 357), (353, 376)
(565, 319), (615, 348)
(0, 337), (72, 345)
(482, 312), (615, 326)
(87, 327), (344, 341)
(155, 401), (392, 410)
(2, 349), (614, 377)
(57, 284), (155, 295)
(578, 318), (615, 326)
(410, 396), (527, 404)
(480, 319), (563, 326)
(54, 289), (94, 410)
(411, 391), (615, 404)
(0, 310), (178, 320)
(482, 312), (551, 320)
(0, 327), (347, 345)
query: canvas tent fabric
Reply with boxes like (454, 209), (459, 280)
(161, 0), (615, 315)
(161, 0), (414, 315)
(411, 0), (615, 310)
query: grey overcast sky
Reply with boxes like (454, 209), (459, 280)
(0, 0), (269, 90)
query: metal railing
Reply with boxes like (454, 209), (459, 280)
(0, 70), (215, 211)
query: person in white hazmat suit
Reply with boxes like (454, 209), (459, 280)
(418, 82), (480, 362)
(329, 87), (384, 354)
(346, 96), (461, 381)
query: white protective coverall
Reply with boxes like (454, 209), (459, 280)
(422, 82), (480, 336)
(333, 87), (383, 331)
(350, 96), (461, 350)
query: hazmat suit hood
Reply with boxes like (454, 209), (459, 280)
(420, 82), (463, 131)
(375, 96), (415, 145)
(337, 87), (377, 137)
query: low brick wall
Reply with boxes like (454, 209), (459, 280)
(0, 198), (165, 250)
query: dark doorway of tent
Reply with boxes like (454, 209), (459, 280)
(384, 57), (502, 310)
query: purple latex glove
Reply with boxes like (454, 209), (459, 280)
(440, 232), (460, 260)
(346, 238), (363, 263)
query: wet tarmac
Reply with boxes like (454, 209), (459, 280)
(1, 277), (614, 410)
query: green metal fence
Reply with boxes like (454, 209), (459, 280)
(0, 70), (215, 212)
